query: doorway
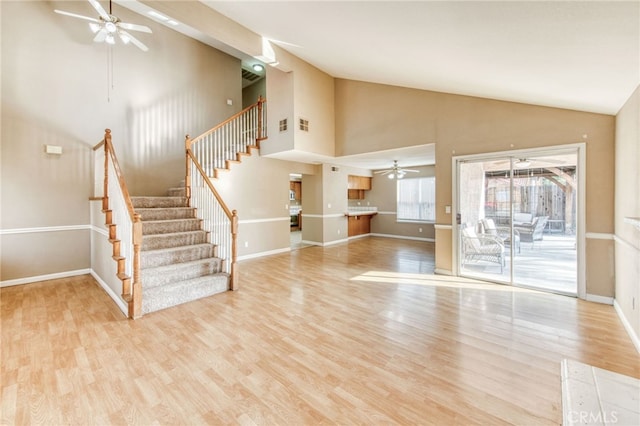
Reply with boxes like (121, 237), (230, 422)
(289, 173), (306, 249)
(455, 146), (583, 296)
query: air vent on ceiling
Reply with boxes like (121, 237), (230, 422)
(242, 68), (262, 82)
(299, 118), (309, 132)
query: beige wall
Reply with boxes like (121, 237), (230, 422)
(242, 78), (266, 109)
(614, 84), (640, 346)
(262, 45), (335, 158)
(335, 79), (616, 295)
(210, 148), (317, 257)
(292, 56), (335, 157)
(262, 66), (295, 156)
(365, 166), (436, 240)
(1, 1), (241, 283)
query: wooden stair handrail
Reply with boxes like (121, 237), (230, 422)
(103, 130), (137, 222)
(185, 149), (234, 219)
(183, 97), (265, 291)
(185, 148), (239, 288)
(95, 129), (142, 318)
(186, 96), (266, 149)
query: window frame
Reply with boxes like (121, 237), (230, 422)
(396, 176), (436, 223)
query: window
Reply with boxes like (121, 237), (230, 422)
(397, 176), (435, 222)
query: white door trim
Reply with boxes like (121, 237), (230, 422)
(451, 143), (586, 299)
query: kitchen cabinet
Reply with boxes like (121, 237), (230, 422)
(347, 214), (373, 237)
(347, 175), (372, 199)
(348, 175), (372, 190)
(348, 189), (365, 200)
(289, 181), (302, 200)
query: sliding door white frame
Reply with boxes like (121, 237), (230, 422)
(451, 143), (586, 299)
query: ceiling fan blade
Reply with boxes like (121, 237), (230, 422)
(54, 9), (101, 23)
(403, 169), (419, 173)
(120, 30), (149, 52)
(374, 170), (392, 175)
(87, 0), (111, 21)
(118, 22), (152, 33)
(93, 28), (107, 42)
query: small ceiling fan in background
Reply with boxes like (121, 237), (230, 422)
(374, 160), (419, 179)
(503, 157), (567, 169)
(54, 0), (152, 51)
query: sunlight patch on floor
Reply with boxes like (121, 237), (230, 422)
(350, 270), (540, 292)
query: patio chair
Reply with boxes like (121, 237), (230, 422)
(516, 215), (549, 246)
(480, 218), (520, 254)
(461, 225), (505, 273)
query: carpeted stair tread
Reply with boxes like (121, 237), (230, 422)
(141, 244), (215, 268)
(142, 274), (229, 314)
(126, 188), (231, 315)
(142, 230), (208, 251)
(137, 207), (195, 221)
(141, 258), (223, 289)
(142, 218), (202, 235)
(131, 196), (186, 208)
(166, 187), (186, 197)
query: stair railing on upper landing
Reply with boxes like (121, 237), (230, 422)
(93, 129), (142, 318)
(184, 97), (267, 290)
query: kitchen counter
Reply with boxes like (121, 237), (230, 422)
(344, 211), (378, 216)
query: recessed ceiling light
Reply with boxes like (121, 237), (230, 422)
(252, 64), (264, 72)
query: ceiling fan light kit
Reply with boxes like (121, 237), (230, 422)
(54, 0), (152, 51)
(376, 160), (419, 180)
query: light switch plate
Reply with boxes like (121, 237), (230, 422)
(45, 145), (63, 155)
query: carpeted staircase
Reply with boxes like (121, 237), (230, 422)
(131, 186), (229, 314)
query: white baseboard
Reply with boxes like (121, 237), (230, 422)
(320, 238), (350, 247)
(585, 294), (614, 305)
(347, 233), (370, 241)
(238, 247), (291, 261)
(0, 268), (92, 287)
(434, 268), (453, 276)
(370, 233), (435, 242)
(614, 299), (640, 354)
(90, 271), (128, 316)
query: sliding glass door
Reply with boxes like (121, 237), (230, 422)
(457, 149), (578, 295)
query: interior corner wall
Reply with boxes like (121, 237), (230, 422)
(262, 66), (295, 156)
(367, 166), (436, 240)
(614, 84), (640, 347)
(242, 78), (266, 109)
(335, 79), (616, 296)
(1, 1), (241, 283)
(210, 151), (317, 258)
(291, 57), (335, 158)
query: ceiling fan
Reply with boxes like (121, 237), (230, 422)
(504, 157), (567, 169)
(374, 160), (419, 179)
(54, 0), (152, 51)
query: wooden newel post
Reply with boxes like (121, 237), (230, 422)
(102, 129), (111, 211)
(185, 134), (192, 207)
(131, 213), (143, 319)
(257, 96), (264, 141)
(230, 210), (239, 290)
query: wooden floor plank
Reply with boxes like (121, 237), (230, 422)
(2, 237), (638, 425)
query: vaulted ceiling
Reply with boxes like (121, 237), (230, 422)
(118, 0), (639, 169)
(202, 0), (639, 116)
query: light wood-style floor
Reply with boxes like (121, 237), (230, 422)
(2, 237), (638, 425)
